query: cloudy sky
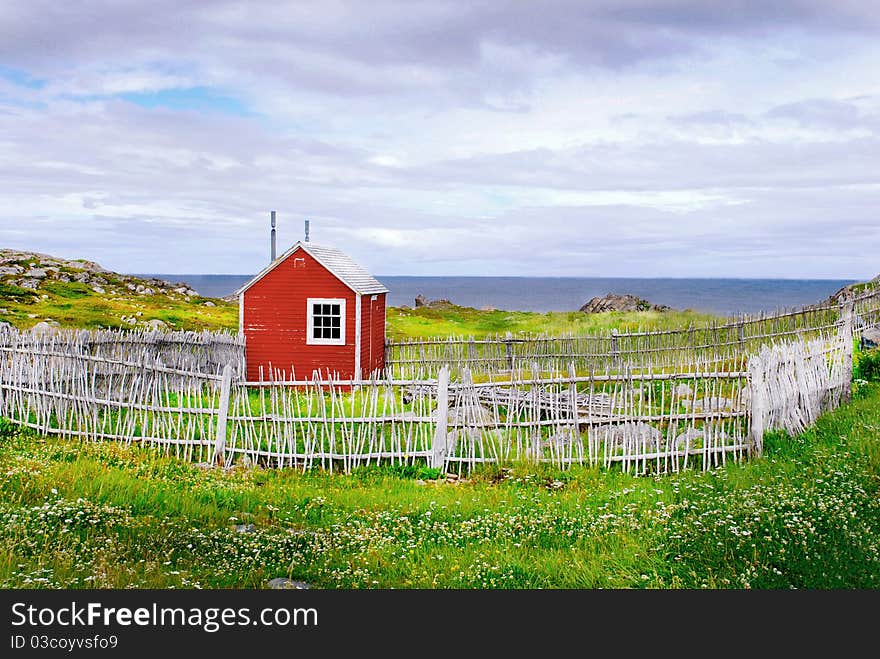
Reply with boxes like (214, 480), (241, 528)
(1, 1), (878, 278)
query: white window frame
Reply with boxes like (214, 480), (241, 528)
(306, 297), (346, 346)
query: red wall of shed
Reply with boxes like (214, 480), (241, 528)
(360, 293), (386, 376)
(243, 250), (357, 381)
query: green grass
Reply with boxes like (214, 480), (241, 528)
(386, 306), (715, 340)
(0, 271), (715, 338)
(2, 382), (879, 589)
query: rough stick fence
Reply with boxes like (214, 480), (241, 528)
(0, 322), (854, 476)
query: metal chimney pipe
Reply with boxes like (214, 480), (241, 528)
(304, 219), (310, 243)
(270, 211), (277, 261)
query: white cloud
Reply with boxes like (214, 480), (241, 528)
(0, 1), (878, 280)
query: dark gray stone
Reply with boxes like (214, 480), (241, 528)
(862, 328), (880, 350)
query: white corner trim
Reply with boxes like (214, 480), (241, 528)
(354, 294), (362, 381)
(238, 293), (244, 335)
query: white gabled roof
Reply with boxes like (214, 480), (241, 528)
(236, 241), (389, 297)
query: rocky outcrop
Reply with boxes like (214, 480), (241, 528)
(579, 293), (671, 313)
(415, 294), (455, 309)
(828, 273), (880, 304)
(0, 249), (201, 299)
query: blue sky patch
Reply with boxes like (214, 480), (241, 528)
(0, 66), (46, 89)
(119, 87), (249, 115)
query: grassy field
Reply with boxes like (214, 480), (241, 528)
(2, 378), (878, 590)
(4, 263), (877, 589)
(386, 305), (715, 340)
(2, 268), (715, 338)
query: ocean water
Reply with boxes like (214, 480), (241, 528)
(140, 274), (855, 317)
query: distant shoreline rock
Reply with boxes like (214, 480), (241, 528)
(414, 294), (455, 309)
(579, 293), (672, 313)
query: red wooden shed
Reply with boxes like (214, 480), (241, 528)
(236, 241), (388, 381)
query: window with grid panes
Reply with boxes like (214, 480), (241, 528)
(306, 298), (345, 345)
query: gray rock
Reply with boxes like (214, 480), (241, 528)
(144, 319), (169, 330)
(23, 268), (47, 279)
(92, 285), (106, 294)
(31, 320), (60, 335)
(673, 384), (693, 398)
(203, 301), (216, 307)
(672, 427), (728, 451)
(0, 265), (23, 275)
(672, 428), (704, 452)
(542, 431), (581, 450)
(19, 279), (39, 290)
(60, 258), (107, 274)
(446, 403), (493, 425)
(862, 327), (880, 350)
(591, 422), (663, 450)
(173, 286), (198, 297)
(235, 523), (256, 534)
(268, 578), (311, 590)
(579, 293), (671, 313)
(415, 294), (454, 309)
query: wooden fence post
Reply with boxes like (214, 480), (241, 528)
(747, 354), (765, 458)
(431, 365), (450, 470)
(841, 294), (855, 403)
(214, 363), (233, 466)
(503, 333), (514, 371)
